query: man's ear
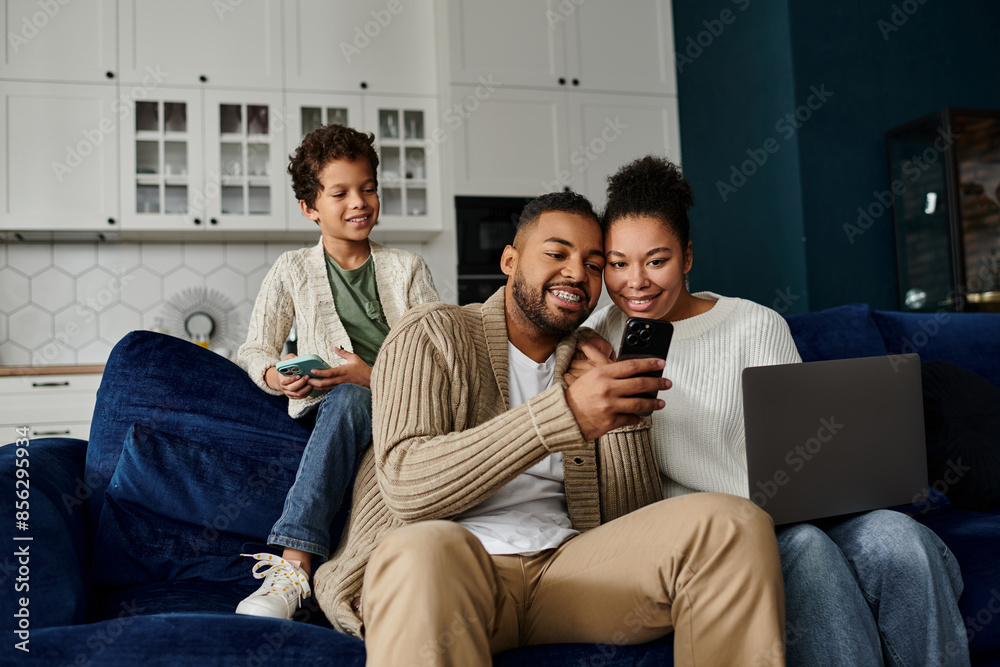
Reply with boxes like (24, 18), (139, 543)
(683, 241), (694, 274)
(500, 244), (517, 277)
(300, 199), (320, 222)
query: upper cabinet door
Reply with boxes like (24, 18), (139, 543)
(0, 82), (119, 232)
(566, 0), (677, 95)
(448, 0), (568, 89)
(0, 0), (116, 83)
(284, 0), (437, 95)
(119, 0), (283, 89)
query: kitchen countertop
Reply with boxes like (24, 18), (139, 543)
(0, 365), (105, 377)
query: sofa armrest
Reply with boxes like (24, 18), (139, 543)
(0, 437), (94, 630)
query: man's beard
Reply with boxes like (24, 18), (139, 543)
(510, 269), (592, 338)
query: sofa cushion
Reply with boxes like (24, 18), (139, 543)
(921, 362), (1000, 512)
(872, 309), (1000, 388)
(784, 303), (889, 362)
(94, 424), (300, 587)
(87, 331), (312, 529)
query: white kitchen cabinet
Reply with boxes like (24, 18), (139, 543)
(364, 96), (443, 241)
(284, 0), (437, 95)
(566, 92), (681, 210)
(120, 88), (287, 234)
(0, 0), (117, 83)
(449, 0), (676, 95)
(450, 86), (571, 197)
(118, 0), (283, 89)
(0, 371), (102, 443)
(450, 86), (680, 203)
(0, 81), (119, 234)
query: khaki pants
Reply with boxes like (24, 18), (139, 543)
(363, 493), (785, 667)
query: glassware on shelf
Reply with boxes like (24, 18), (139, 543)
(136, 140), (159, 174)
(328, 107), (348, 126)
(381, 146), (401, 181)
(137, 184), (160, 213)
(248, 105), (269, 135)
(301, 107), (322, 136)
(405, 147), (425, 180)
(407, 187), (427, 216)
(163, 102), (187, 132)
(247, 143), (270, 176)
(380, 110), (399, 139)
(404, 110), (424, 140)
(221, 143), (242, 177)
(164, 141), (187, 177)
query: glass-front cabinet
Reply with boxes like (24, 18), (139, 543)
(365, 97), (442, 241)
(888, 108), (1000, 313)
(122, 89), (286, 232)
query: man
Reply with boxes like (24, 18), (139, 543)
(313, 192), (786, 666)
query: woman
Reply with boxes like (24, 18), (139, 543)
(572, 155), (968, 666)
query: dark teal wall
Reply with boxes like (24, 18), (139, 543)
(673, 0), (809, 313)
(672, 0), (1000, 312)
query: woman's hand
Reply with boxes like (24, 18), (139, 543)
(308, 347), (373, 390)
(564, 331), (616, 386)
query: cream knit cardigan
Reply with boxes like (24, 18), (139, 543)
(313, 288), (663, 637)
(236, 238), (439, 418)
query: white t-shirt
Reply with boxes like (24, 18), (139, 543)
(456, 342), (579, 555)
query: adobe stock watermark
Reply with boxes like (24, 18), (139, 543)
(751, 416), (845, 511)
(877, 0), (931, 41)
(843, 126), (957, 244)
(675, 0), (752, 74)
(540, 116), (629, 193)
(51, 66), (170, 182)
(6, 0), (73, 55)
(546, 0), (587, 29)
(716, 84), (834, 202)
(214, 0), (245, 21)
(907, 458), (971, 515)
(340, 0), (413, 64)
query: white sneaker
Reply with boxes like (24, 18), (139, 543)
(235, 553), (312, 620)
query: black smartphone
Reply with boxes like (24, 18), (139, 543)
(617, 317), (674, 415)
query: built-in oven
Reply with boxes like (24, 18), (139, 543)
(455, 196), (532, 305)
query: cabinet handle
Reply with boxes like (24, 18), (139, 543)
(32, 381), (70, 388)
(210, 218), (218, 225)
(33, 430), (72, 437)
(194, 218), (202, 225)
(105, 71), (115, 79)
(199, 75), (208, 83)
(558, 77), (566, 85)
(563, 186), (571, 193)
(360, 81), (368, 89)
(572, 78), (580, 86)
(107, 217), (116, 225)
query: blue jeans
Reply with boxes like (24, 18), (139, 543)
(778, 510), (968, 667)
(268, 383), (372, 562)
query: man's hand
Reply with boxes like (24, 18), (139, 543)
(565, 357), (671, 441)
(264, 353), (315, 400)
(308, 347), (373, 389)
(565, 331), (616, 386)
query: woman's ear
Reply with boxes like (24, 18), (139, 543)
(683, 241), (694, 274)
(500, 244), (517, 277)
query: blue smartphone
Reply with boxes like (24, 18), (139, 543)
(276, 354), (330, 398)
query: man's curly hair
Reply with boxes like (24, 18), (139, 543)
(603, 155), (694, 250)
(288, 124), (379, 209)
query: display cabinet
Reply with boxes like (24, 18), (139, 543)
(887, 108), (1000, 312)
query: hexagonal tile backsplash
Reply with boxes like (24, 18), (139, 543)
(0, 239), (421, 367)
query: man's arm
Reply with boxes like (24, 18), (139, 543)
(370, 308), (585, 523)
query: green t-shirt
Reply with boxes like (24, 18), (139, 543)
(324, 252), (390, 367)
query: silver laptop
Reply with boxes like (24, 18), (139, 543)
(741, 354), (927, 525)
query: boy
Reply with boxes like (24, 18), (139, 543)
(234, 124), (438, 620)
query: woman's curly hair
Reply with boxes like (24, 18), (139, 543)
(602, 155), (694, 249)
(288, 124), (379, 208)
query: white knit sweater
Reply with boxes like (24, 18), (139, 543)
(586, 292), (801, 499)
(236, 238), (438, 418)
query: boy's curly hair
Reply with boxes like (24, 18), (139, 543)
(602, 155), (694, 249)
(288, 124), (379, 208)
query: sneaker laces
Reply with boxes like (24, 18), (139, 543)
(240, 553), (312, 600)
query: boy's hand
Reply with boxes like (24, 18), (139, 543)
(308, 347), (373, 389)
(265, 353), (316, 400)
(565, 357), (671, 441)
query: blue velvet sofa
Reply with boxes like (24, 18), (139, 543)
(2, 303), (999, 666)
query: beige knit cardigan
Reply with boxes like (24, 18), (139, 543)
(313, 288), (664, 637)
(236, 238), (439, 418)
